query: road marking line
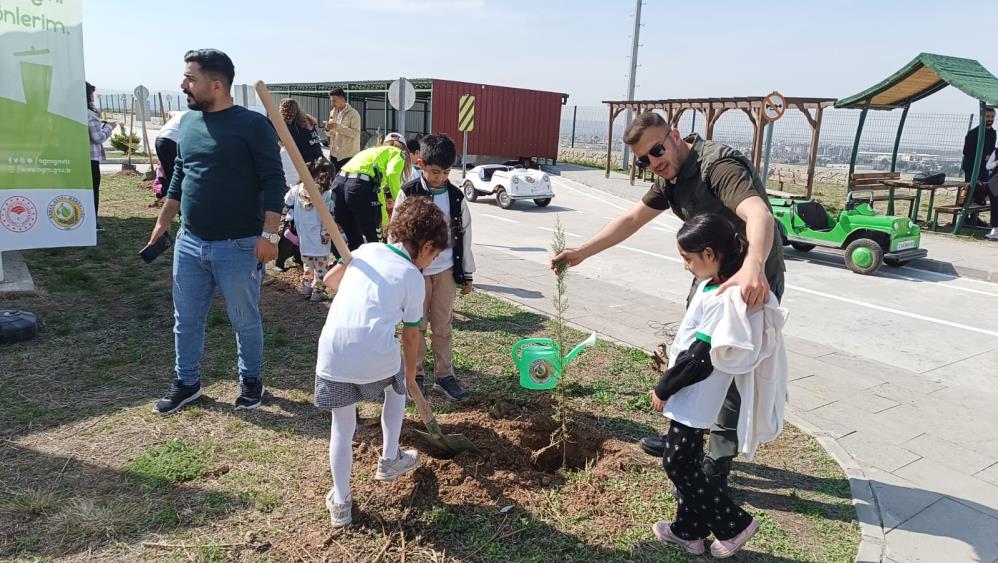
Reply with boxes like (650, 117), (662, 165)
(877, 270), (998, 298)
(555, 182), (629, 211)
(611, 242), (998, 337)
(480, 213), (518, 224)
(618, 244), (683, 263)
(602, 214), (677, 232)
(538, 226), (581, 237)
(786, 284), (998, 338)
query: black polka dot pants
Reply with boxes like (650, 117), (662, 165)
(662, 419), (752, 541)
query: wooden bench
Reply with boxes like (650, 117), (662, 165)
(849, 172), (917, 217)
(931, 182), (990, 231)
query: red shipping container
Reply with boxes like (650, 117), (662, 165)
(431, 79), (566, 161)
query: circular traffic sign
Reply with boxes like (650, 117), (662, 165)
(763, 91), (786, 122)
(133, 84), (150, 101)
(388, 78), (416, 111)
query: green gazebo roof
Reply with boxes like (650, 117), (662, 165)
(835, 53), (998, 109)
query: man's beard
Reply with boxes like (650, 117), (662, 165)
(185, 90), (208, 111)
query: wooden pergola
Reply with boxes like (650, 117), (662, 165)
(602, 96), (836, 196)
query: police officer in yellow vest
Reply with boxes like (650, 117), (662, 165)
(332, 133), (411, 249)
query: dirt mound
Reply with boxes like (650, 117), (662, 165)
(346, 399), (646, 513)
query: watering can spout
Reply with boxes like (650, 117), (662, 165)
(563, 332), (597, 365)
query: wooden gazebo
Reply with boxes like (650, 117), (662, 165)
(835, 53), (998, 233)
(602, 96), (836, 196)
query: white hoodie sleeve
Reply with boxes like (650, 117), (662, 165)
(461, 198), (475, 276)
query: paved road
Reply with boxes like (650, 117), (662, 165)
(464, 171), (998, 563)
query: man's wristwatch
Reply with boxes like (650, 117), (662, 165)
(261, 232), (280, 244)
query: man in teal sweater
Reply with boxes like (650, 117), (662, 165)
(147, 49), (285, 414)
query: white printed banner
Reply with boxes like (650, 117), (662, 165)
(1, 0), (95, 251)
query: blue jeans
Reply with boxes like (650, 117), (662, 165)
(172, 229), (263, 386)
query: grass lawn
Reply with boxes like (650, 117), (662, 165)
(0, 174), (858, 562)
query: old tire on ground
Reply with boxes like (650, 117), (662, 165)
(534, 198), (552, 207)
(496, 187), (514, 209)
(844, 238), (883, 275)
(0, 310), (40, 344)
(790, 242), (815, 252)
(462, 181), (478, 202)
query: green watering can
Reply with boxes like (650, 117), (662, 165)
(511, 332), (597, 390)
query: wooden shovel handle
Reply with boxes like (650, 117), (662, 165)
(408, 385), (438, 427)
(254, 81), (352, 264)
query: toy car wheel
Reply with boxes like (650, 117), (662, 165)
(884, 257), (910, 268)
(790, 242), (815, 252)
(0, 310), (40, 344)
(496, 187), (514, 209)
(533, 198), (552, 207)
(462, 181), (478, 202)
(844, 238), (883, 275)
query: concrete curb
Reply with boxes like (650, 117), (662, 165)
(476, 286), (882, 562)
(905, 256), (998, 284)
(787, 246), (998, 285)
(786, 411), (886, 563)
(0, 251), (35, 294)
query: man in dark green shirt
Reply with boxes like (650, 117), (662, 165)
(147, 49), (285, 415)
(551, 112), (785, 492)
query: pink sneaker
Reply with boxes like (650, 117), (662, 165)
(651, 520), (705, 555)
(710, 518), (760, 558)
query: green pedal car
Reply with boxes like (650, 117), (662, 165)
(769, 197), (927, 275)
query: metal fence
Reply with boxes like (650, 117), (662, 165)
(94, 92), (188, 121)
(559, 105), (976, 183)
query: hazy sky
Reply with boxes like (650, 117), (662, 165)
(82, 0), (996, 114)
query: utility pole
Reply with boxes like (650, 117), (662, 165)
(621, 0), (642, 169)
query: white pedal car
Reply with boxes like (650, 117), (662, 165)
(462, 165), (554, 209)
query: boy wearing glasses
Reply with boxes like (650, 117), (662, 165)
(550, 111), (785, 493)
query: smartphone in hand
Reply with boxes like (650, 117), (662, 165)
(139, 232), (173, 263)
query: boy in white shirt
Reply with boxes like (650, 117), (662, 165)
(392, 134), (476, 401)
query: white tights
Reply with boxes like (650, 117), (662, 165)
(329, 385), (407, 504)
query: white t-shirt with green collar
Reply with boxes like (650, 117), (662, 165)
(316, 242), (425, 384)
(662, 279), (732, 429)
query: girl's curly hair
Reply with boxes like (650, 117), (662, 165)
(387, 197), (449, 259)
(279, 98), (309, 129)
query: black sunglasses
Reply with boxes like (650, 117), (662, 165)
(635, 143), (667, 169)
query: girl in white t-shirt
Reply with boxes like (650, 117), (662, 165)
(314, 197), (450, 529)
(648, 213), (764, 558)
(284, 159), (335, 301)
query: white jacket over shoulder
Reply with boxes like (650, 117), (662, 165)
(709, 288), (789, 461)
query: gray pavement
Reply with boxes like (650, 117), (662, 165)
(548, 164), (998, 284)
(462, 169), (998, 563)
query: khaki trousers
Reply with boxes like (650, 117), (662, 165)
(417, 269), (456, 378)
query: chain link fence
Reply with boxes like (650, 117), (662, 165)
(559, 105), (977, 188)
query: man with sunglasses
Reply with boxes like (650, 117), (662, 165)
(551, 111), (784, 491)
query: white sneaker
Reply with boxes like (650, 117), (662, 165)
(985, 231), (998, 241)
(325, 489), (351, 527)
(299, 278), (314, 295)
(374, 449), (419, 481)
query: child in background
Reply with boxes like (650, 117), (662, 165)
(314, 197), (450, 528)
(648, 213), (768, 558)
(393, 134), (475, 401)
(284, 158), (335, 301)
(406, 136), (423, 180)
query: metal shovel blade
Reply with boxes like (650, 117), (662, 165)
(415, 418), (479, 455)
(410, 386), (478, 455)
